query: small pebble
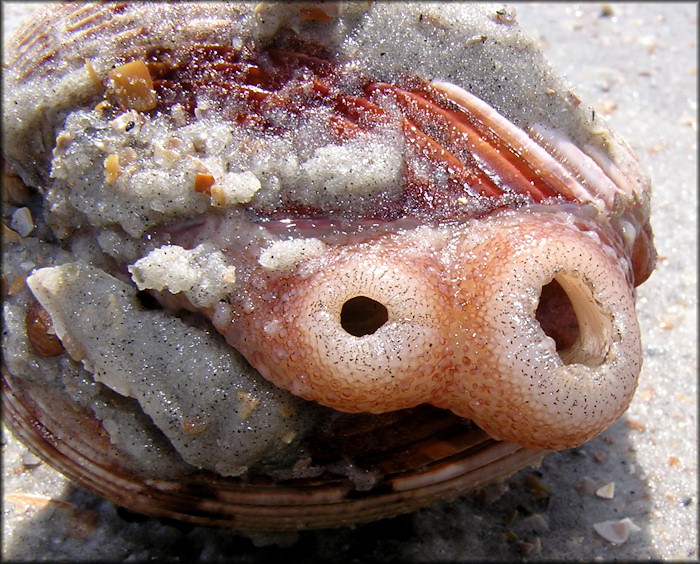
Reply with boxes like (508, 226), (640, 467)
(599, 4), (615, 18)
(517, 536), (542, 556)
(523, 474), (552, 498)
(625, 418), (646, 431)
(522, 513), (549, 532)
(576, 476), (598, 496)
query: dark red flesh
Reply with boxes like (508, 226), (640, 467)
(142, 35), (564, 224)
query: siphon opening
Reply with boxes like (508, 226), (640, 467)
(340, 296), (389, 337)
(536, 275), (612, 367)
(536, 279), (580, 361)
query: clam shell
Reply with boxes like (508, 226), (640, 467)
(2, 2), (654, 530)
(3, 374), (544, 529)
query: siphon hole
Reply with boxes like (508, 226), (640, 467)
(340, 296), (389, 337)
(536, 279), (580, 358)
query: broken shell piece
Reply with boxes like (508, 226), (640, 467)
(108, 60), (157, 111)
(9, 207), (34, 237)
(194, 173), (216, 194)
(21, 451), (42, 467)
(521, 513), (549, 532)
(517, 536), (542, 556)
(593, 517), (641, 545)
(104, 154), (120, 184)
(595, 482), (615, 499)
(25, 299), (64, 357)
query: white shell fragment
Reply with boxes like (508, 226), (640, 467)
(9, 207), (34, 237)
(593, 517), (641, 545)
(595, 482), (616, 499)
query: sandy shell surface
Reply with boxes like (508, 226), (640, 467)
(2, 2), (696, 561)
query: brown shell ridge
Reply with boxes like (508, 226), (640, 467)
(3, 368), (545, 530)
(137, 37), (650, 231)
(137, 40), (592, 222)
